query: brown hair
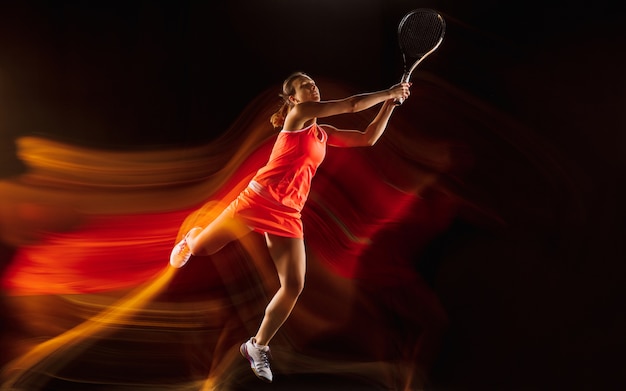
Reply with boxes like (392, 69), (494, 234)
(269, 71), (310, 129)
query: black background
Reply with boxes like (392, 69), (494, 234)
(1, 1), (621, 149)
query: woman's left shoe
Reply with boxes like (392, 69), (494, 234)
(169, 227), (202, 268)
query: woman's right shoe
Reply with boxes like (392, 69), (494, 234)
(240, 338), (273, 383)
(169, 227), (202, 268)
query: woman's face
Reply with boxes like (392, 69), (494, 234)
(291, 76), (320, 104)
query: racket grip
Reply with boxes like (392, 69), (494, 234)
(394, 73), (411, 106)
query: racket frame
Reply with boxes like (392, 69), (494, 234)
(395, 9), (446, 105)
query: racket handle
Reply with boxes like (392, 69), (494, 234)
(394, 73), (411, 106)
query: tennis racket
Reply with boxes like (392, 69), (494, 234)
(395, 8), (446, 105)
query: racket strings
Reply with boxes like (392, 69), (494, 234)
(398, 12), (445, 58)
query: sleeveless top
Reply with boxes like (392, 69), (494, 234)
(249, 123), (327, 212)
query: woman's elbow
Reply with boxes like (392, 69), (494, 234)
(347, 101), (360, 113)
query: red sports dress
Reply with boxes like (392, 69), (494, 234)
(224, 123), (328, 238)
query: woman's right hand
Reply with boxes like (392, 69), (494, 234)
(389, 82), (411, 101)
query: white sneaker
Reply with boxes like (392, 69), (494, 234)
(169, 227), (202, 268)
(240, 338), (273, 383)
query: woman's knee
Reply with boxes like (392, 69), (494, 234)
(282, 275), (305, 298)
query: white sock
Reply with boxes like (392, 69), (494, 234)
(253, 338), (268, 349)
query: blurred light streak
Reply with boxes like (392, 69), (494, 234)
(1, 266), (175, 390)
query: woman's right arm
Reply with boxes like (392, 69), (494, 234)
(291, 83), (410, 122)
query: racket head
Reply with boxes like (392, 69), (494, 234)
(395, 8), (446, 104)
(398, 8), (446, 65)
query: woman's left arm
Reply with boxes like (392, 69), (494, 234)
(323, 99), (397, 147)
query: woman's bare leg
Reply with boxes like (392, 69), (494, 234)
(253, 234), (306, 346)
(187, 210), (253, 256)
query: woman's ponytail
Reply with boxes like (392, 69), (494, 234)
(269, 71), (309, 129)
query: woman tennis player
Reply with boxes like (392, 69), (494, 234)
(169, 72), (411, 383)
